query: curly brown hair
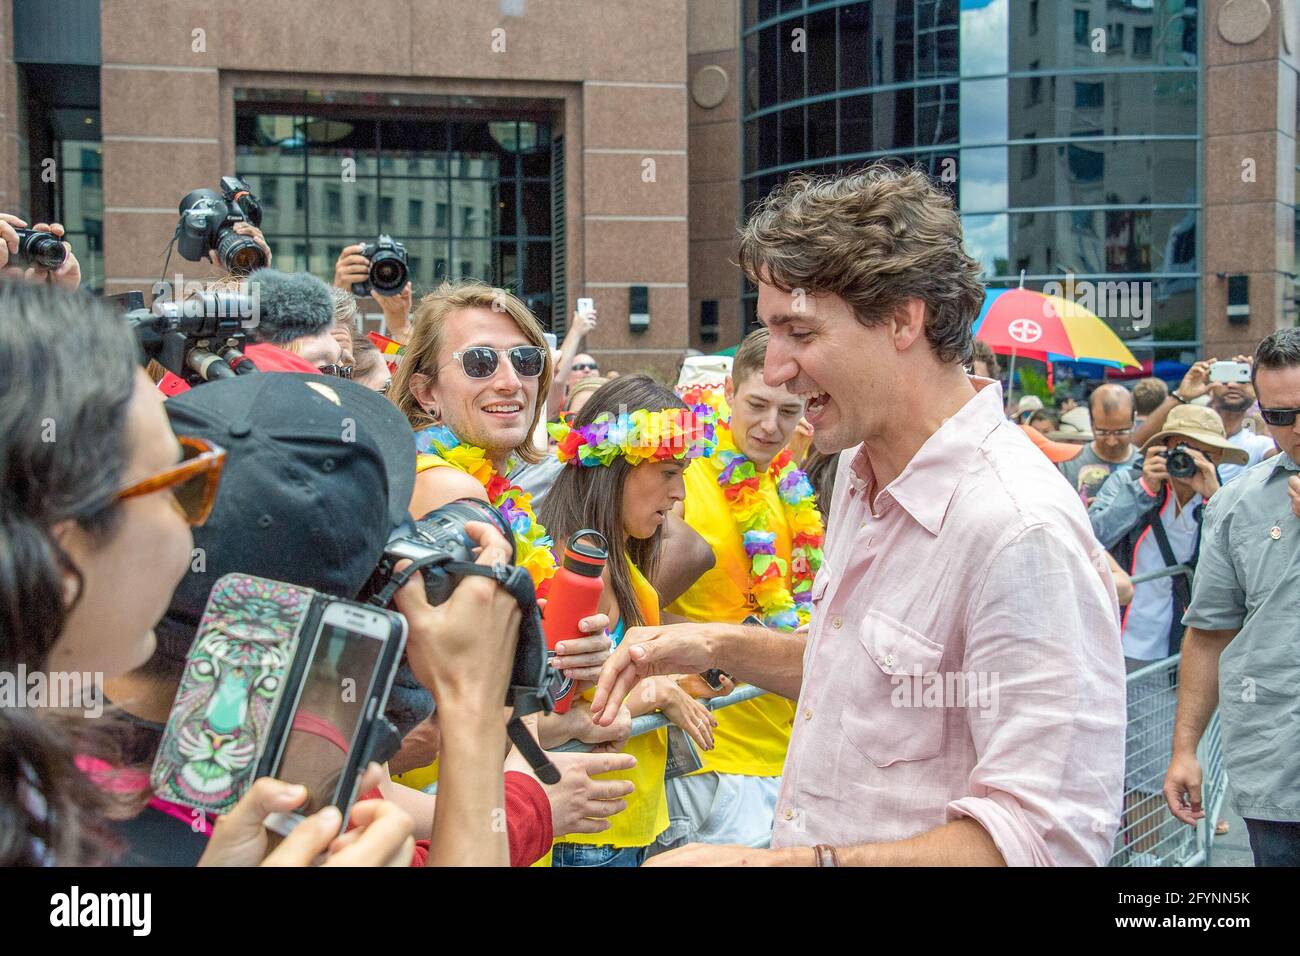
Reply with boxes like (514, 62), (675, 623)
(737, 164), (985, 365)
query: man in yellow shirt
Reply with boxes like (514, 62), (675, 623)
(658, 328), (823, 850)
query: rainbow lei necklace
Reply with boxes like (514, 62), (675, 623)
(413, 424), (557, 594)
(711, 419), (825, 630)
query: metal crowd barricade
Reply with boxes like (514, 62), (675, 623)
(1107, 561), (1228, 867)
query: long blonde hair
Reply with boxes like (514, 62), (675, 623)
(389, 281), (554, 464)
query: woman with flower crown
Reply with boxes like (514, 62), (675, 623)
(540, 374), (723, 867)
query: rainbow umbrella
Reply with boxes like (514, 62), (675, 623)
(973, 287), (1140, 399)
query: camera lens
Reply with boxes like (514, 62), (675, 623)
(1166, 447), (1197, 479)
(369, 250), (408, 294)
(17, 230), (68, 270)
(216, 229), (267, 275)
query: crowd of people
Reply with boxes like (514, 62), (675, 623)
(2, 162), (1298, 869)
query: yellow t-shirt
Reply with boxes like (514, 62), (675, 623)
(556, 558), (669, 849)
(666, 458), (797, 777)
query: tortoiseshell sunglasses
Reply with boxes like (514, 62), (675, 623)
(114, 436), (227, 526)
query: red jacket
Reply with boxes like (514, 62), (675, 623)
(359, 772), (552, 867)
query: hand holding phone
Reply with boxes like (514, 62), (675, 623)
(1209, 360), (1251, 384)
(263, 600), (407, 836)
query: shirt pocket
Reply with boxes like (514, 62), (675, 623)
(839, 609), (946, 768)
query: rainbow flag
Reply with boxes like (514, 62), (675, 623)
(367, 332), (404, 375)
(368, 331), (404, 356)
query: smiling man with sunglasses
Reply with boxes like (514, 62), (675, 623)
(387, 282), (616, 736)
(1164, 327), (1300, 866)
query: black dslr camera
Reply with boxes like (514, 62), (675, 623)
(1163, 444), (1199, 480)
(111, 289), (260, 385)
(352, 234), (408, 297)
(175, 176), (266, 275)
(361, 498), (560, 784)
(11, 228), (68, 270)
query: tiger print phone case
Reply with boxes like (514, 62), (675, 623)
(149, 574), (314, 814)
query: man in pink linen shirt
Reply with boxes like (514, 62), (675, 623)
(591, 165), (1126, 866)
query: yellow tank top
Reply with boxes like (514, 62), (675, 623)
(556, 557), (669, 849)
(666, 458), (796, 777)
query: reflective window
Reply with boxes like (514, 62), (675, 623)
(963, 209), (1197, 278)
(55, 136), (104, 292)
(236, 114), (552, 301)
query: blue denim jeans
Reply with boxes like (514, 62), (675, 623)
(551, 843), (648, 868)
(1243, 818), (1300, 867)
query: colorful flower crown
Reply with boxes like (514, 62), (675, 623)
(548, 407), (717, 468)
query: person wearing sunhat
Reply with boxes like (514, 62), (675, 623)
(1089, 402), (1249, 664)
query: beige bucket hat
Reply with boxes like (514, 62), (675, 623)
(1139, 404), (1250, 466)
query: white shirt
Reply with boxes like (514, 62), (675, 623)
(1122, 489), (1202, 661)
(1219, 427), (1276, 484)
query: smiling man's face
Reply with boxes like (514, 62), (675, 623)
(757, 280), (892, 454)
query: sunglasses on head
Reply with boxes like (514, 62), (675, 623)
(447, 346), (546, 380)
(114, 436), (226, 526)
(1259, 405), (1300, 427)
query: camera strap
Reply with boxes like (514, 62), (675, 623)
(370, 555), (561, 786)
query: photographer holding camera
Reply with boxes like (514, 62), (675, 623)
(1090, 405), (1246, 666)
(333, 241), (413, 346)
(1, 213), (81, 290)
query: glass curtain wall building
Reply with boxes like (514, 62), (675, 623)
(742, 0), (1201, 359)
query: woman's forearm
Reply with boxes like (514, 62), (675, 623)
(425, 707), (509, 866)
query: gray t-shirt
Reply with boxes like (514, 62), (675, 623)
(1058, 444), (1140, 501)
(1183, 452), (1300, 821)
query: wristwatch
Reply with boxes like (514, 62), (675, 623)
(1170, 390), (1189, 404)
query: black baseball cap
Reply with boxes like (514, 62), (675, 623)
(155, 372), (415, 664)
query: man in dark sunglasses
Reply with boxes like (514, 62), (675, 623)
(565, 353), (600, 390)
(1164, 327), (1300, 867)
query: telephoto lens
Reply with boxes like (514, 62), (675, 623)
(14, 228), (68, 270)
(215, 227), (266, 275)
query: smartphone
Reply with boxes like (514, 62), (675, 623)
(576, 297), (594, 316)
(543, 332), (558, 351)
(263, 600), (407, 835)
(1210, 361), (1251, 384)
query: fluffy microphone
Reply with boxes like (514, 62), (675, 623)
(244, 269), (334, 346)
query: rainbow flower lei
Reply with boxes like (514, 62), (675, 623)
(685, 387), (824, 630)
(413, 424), (557, 593)
(547, 407), (716, 468)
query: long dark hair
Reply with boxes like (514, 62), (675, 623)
(539, 375), (686, 629)
(0, 281), (140, 865)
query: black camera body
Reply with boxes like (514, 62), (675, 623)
(176, 176), (266, 275)
(12, 228), (68, 270)
(352, 234), (408, 297)
(1164, 443), (1198, 480)
(364, 499), (505, 607)
(361, 498), (558, 721)
(114, 289), (260, 385)
(361, 497), (560, 783)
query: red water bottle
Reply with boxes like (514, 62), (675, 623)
(542, 530), (608, 714)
